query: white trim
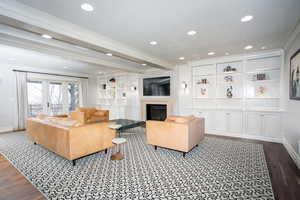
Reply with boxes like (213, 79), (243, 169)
(283, 137), (300, 170)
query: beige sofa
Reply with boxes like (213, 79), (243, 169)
(70, 107), (109, 124)
(27, 116), (116, 165)
(146, 116), (205, 157)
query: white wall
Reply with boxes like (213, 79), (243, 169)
(283, 27), (300, 158)
(0, 62), (97, 132)
(0, 63), (17, 132)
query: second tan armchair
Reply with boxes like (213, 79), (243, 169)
(146, 116), (205, 157)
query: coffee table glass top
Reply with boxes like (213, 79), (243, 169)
(107, 119), (145, 131)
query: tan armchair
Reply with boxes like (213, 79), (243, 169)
(70, 107), (109, 124)
(146, 116), (205, 157)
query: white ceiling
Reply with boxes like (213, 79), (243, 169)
(15, 0), (300, 64)
(0, 44), (113, 75)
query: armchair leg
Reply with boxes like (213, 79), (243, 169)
(154, 146), (157, 150)
(105, 149), (108, 154)
(196, 144), (199, 147)
(72, 160), (76, 166)
(34, 142), (37, 145)
(183, 152), (186, 158)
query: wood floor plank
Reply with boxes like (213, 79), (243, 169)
(0, 134), (299, 200)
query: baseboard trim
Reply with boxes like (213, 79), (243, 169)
(206, 132), (282, 143)
(0, 128), (25, 135)
(0, 126), (13, 134)
(283, 138), (300, 170)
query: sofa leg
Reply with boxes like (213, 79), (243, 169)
(105, 149), (108, 154)
(72, 160), (76, 166)
(196, 144), (199, 147)
(154, 146), (157, 150)
(183, 152), (186, 158)
(34, 142), (37, 145)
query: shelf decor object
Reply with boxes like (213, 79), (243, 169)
(224, 75), (233, 82)
(223, 65), (237, 72)
(226, 86), (233, 98)
(201, 88), (207, 95)
(290, 48), (300, 100)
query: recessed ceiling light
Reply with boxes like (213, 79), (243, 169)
(208, 52), (215, 56)
(150, 41), (157, 45)
(179, 57), (185, 60)
(241, 15), (253, 22)
(63, 66), (69, 69)
(141, 63), (147, 66)
(244, 45), (253, 50)
(8, 58), (15, 61)
(106, 53), (113, 56)
(98, 71), (103, 74)
(41, 34), (52, 39)
(261, 46), (267, 50)
(225, 52), (230, 56)
(187, 30), (197, 36)
(81, 3), (94, 12)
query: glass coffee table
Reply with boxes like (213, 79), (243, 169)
(107, 119), (145, 160)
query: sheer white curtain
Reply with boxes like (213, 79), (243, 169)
(14, 71), (28, 130)
(79, 79), (88, 106)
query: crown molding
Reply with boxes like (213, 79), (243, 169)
(284, 20), (300, 51)
(0, 0), (173, 70)
(187, 49), (283, 67)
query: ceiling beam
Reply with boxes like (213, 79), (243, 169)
(0, 0), (173, 70)
(0, 33), (146, 73)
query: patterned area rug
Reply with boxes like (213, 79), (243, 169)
(0, 132), (274, 200)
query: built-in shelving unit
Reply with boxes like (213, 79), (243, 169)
(189, 51), (283, 143)
(97, 73), (129, 119)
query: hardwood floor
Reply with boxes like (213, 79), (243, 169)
(0, 134), (299, 200)
(0, 154), (45, 200)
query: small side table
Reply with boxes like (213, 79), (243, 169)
(111, 138), (126, 160)
(108, 124), (126, 160)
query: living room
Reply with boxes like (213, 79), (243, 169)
(0, 0), (300, 199)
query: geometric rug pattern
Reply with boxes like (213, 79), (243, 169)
(0, 132), (274, 200)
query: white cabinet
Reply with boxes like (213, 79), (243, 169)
(194, 110), (213, 132)
(227, 111), (243, 134)
(245, 112), (281, 140)
(213, 111), (227, 132)
(245, 112), (262, 136)
(263, 114), (281, 139)
(195, 110), (243, 135)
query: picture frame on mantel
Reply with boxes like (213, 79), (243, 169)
(290, 48), (300, 100)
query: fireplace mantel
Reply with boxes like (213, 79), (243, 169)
(141, 98), (174, 121)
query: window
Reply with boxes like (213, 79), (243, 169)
(68, 83), (79, 112)
(27, 81), (43, 117)
(27, 79), (81, 116)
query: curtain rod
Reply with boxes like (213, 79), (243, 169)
(12, 69), (89, 79)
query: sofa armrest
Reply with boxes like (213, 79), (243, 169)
(68, 122), (116, 160)
(188, 118), (205, 147)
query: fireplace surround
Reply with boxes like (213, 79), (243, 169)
(146, 104), (167, 121)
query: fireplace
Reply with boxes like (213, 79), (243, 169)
(146, 104), (167, 121)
